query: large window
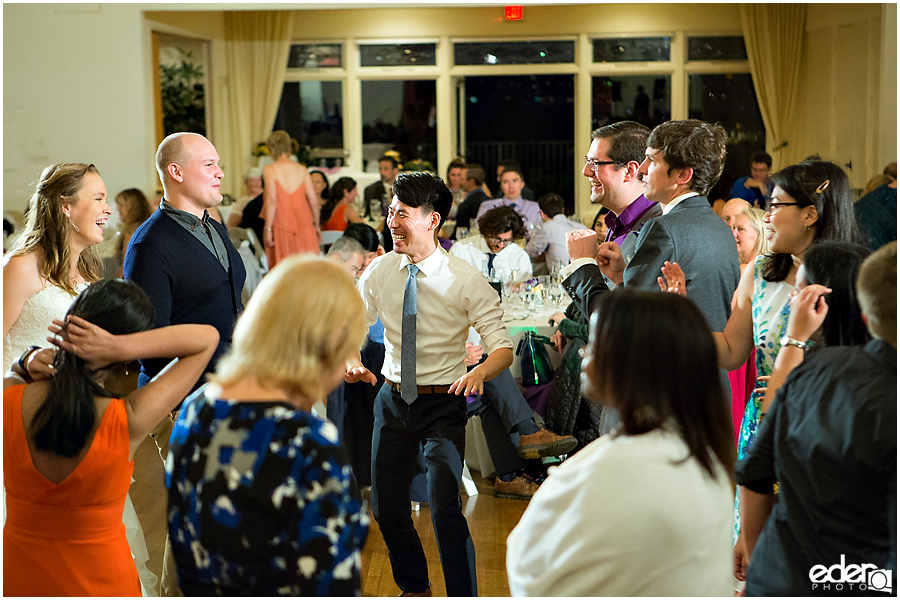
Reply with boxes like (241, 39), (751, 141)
(591, 75), (671, 130)
(689, 73), (764, 199)
(272, 81), (344, 163)
(361, 80), (436, 170)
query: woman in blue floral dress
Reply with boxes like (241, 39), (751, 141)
(167, 256), (370, 596)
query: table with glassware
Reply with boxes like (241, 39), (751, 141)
(464, 274), (570, 479)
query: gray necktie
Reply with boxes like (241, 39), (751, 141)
(401, 264), (420, 403)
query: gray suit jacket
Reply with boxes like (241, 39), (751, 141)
(623, 195), (739, 332)
(563, 195), (740, 423)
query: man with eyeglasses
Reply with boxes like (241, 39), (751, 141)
(476, 167), (542, 227)
(594, 120), (740, 413)
(450, 205), (532, 279)
(560, 121), (661, 315)
(450, 205), (578, 498)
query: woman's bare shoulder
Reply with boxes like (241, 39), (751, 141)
(4, 252), (44, 287)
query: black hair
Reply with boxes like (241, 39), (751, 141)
(308, 169), (330, 199)
(750, 151), (773, 168)
(802, 241), (871, 349)
(392, 172), (452, 226)
(343, 222), (380, 253)
(762, 160), (865, 282)
(477, 205), (527, 241)
(320, 176), (357, 227)
(592, 207), (610, 231)
(537, 193), (565, 218)
(497, 158), (521, 173)
(379, 155), (399, 169)
(588, 290), (735, 482)
(31, 280), (155, 458)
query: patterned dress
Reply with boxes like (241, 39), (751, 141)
(733, 255), (795, 541)
(166, 389), (369, 596)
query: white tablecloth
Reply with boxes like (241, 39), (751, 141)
(465, 296), (569, 477)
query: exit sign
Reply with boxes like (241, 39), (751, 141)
(505, 5), (523, 20)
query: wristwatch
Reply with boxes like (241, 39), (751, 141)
(17, 345), (41, 371)
(780, 336), (809, 350)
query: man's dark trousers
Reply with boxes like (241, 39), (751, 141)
(371, 384), (477, 596)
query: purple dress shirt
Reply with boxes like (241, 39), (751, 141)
(604, 195), (658, 246)
(475, 197), (542, 228)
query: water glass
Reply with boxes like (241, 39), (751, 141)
(370, 199), (382, 219)
(519, 290), (535, 317)
(456, 227), (469, 241)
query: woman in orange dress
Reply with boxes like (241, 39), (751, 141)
(3, 280), (217, 596)
(261, 131), (320, 268)
(321, 177), (364, 232)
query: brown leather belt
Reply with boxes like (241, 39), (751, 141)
(385, 379), (453, 395)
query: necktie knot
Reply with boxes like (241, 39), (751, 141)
(407, 264), (420, 278)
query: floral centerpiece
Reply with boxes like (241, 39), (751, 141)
(383, 149), (403, 170)
(403, 159), (434, 173)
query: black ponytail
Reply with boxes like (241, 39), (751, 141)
(30, 280), (155, 457)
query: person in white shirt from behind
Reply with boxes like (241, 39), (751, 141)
(450, 205), (532, 281)
(506, 290), (736, 597)
(525, 192), (588, 272)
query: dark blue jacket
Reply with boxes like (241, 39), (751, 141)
(124, 208), (245, 389)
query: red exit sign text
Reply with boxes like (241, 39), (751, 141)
(505, 6), (523, 21)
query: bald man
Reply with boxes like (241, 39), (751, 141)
(124, 132), (246, 595)
(125, 132), (245, 390)
(721, 197), (750, 227)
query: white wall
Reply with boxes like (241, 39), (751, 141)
(3, 4), (156, 213)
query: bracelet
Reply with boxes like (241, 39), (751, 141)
(265, 227), (273, 231)
(780, 335), (809, 350)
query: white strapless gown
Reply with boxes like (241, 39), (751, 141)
(3, 284), (158, 596)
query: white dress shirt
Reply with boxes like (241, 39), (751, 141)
(357, 246), (513, 386)
(449, 235), (533, 280)
(525, 214), (588, 267)
(661, 191), (699, 215)
(506, 426), (734, 597)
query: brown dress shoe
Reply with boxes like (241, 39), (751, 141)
(517, 427), (578, 459)
(493, 473), (540, 500)
(399, 584), (432, 596)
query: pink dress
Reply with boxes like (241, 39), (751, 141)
(264, 181), (319, 268)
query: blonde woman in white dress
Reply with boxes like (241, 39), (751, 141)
(3, 163), (158, 595)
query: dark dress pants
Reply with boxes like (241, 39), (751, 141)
(371, 384), (477, 597)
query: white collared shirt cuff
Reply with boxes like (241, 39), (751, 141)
(561, 257), (596, 280)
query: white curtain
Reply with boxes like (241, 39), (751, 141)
(740, 4), (807, 168)
(221, 11), (296, 197)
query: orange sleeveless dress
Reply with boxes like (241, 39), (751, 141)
(264, 180), (320, 268)
(323, 203), (349, 232)
(3, 385), (141, 596)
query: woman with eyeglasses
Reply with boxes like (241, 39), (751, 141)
(660, 159), (864, 583)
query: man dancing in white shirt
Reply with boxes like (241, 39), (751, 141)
(347, 172), (513, 597)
